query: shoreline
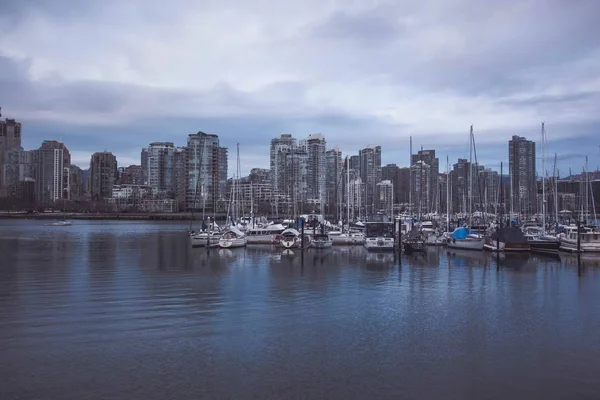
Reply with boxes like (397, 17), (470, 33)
(0, 212), (228, 221)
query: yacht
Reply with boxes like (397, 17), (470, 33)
(218, 226), (247, 249)
(559, 225), (600, 253)
(363, 215), (395, 251)
(522, 225), (560, 254)
(246, 224), (286, 244)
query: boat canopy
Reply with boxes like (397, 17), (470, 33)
(281, 228), (300, 236)
(452, 227), (477, 239)
(225, 226), (244, 237)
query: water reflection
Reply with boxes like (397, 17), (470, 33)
(1, 220), (600, 399)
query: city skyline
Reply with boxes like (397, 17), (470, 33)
(0, 1), (599, 175)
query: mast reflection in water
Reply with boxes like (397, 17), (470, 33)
(1, 220), (599, 400)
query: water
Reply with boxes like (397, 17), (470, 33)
(1, 220), (600, 399)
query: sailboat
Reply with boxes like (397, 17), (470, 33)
(447, 126), (484, 251)
(525, 122), (559, 253)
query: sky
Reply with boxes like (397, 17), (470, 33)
(1, 0), (599, 177)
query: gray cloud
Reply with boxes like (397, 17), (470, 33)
(1, 0), (599, 174)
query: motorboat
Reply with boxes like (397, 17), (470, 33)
(522, 226), (560, 254)
(363, 215), (395, 251)
(559, 225), (600, 253)
(218, 226), (247, 249)
(47, 220), (72, 226)
(246, 223), (286, 244)
(310, 233), (332, 249)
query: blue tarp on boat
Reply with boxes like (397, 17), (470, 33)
(452, 227), (477, 239)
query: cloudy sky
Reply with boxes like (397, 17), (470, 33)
(1, 0), (599, 176)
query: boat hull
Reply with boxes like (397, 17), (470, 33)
(310, 241), (333, 249)
(364, 237), (395, 251)
(529, 240), (560, 254)
(560, 237), (600, 253)
(218, 237), (247, 248)
(447, 238), (485, 251)
(331, 234), (364, 245)
(404, 240), (425, 253)
(190, 233), (220, 247)
(246, 234), (280, 245)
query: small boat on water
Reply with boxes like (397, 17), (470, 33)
(363, 215), (395, 251)
(310, 233), (332, 249)
(522, 226), (560, 254)
(246, 223), (286, 244)
(559, 225), (600, 253)
(190, 231), (221, 247)
(280, 228), (304, 249)
(329, 230), (365, 245)
(484, 226), (530, 252)
(447, 227), (484, 251)
(218, 226), (247, 249)
(47, 220), (72, 226)
(403, 227), (425, 253)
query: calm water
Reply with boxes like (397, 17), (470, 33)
(1, 220), (600, 400)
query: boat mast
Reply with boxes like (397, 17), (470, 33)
(468, 125), (473, 231)
(541, 122), (546, 233)
(446, 155), (450, 233)
(419, 145), (423, 221)
(346, 155), (350, 229)
(553, 153), (558, 224)
(409, 136), (412, 218)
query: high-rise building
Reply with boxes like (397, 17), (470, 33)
(303, 134), (327, 204)
(33, 140), (71, 204)
(90, 152), (117, 200)
(120, 165), (144, 185)
(509, 135), (536, 215)
(2, 146), (34, 199)
(376, 180), (394, 215)
(479, 168), (500, 213)
(173, 147), (188, 209)
(358, 145), (382, 215)
(397, 167), (410, 205)
(382, 164), (400, 204)
(411, 149), (439, 213)
(146, 142), (175, 194)
(411, 161), (431, 216)
(282, 148), (308, 205)
(186, 131), (227, 211)
(69, 165), (85, 201)
(349, 155), (360, 171)
(325, 147), (343, 213)
(270, 134), (296, 194)
(213, 145), (229, 209)
(0, 118), (22, 193)
(348, 177), (365, 221)
(140, 148), (149, 184)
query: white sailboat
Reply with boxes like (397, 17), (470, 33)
(280, 228), (304, 248)
(447, 126), (484, 251)
(218, 226), (247, 248)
